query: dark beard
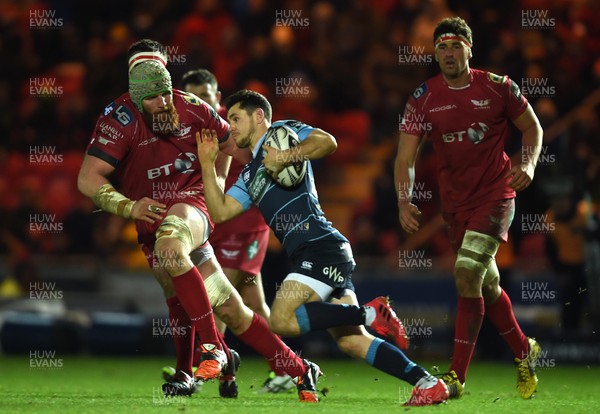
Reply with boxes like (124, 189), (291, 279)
(144, 105), (180, 135)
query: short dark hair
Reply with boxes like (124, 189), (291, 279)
(181, 69), (218, 90)
(127, 39), (167, 61)
(225, 89), (272, 122)
(433, 17), (473, 47)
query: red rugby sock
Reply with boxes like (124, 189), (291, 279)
(166, 296), (194, 375)
(485, 289), (529, 359)
(237, 313), (305, 378)
(450, 297), (484, 383)
(171, 267), (220, 348)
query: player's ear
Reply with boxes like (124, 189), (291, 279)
(216, 90), (222, 103)
(467, 48), (472, 59)
(255, 108), (265, 124)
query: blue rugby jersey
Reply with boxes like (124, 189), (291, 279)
(226, 120), (348, 256)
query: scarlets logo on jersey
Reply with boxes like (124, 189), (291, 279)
(471, 99), (491, 110)
(172, 124), (192, 138)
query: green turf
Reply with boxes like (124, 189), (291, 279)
(0, 356), (598, 413)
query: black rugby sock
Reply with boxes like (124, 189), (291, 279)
(366, 338), (427, 386)
(295, 302), (365, 333)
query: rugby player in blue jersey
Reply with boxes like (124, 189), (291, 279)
(195, 89), (448, 405)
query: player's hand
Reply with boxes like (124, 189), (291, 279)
(505, 162), (534, 192)
(398, 202), (422, 234)
(262, 144), (285, 179)
(131, 197), (166, 224)
(196, 129), (220, 165)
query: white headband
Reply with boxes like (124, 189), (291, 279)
(434, 32), (472, 49)
(128, 51), (167, 73)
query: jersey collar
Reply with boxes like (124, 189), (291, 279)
(444, 69), (473, 90)
(252, 133), (266, 158)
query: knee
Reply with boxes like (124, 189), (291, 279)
(154, 238), (187, 275)
(269, 312), (300, 337)
(454, 267), (482, 293)
(454, 252), (488, 296)
(454, 230), (499, 296)
(482, 278), (501, 304)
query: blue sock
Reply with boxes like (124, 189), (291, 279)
(295, 302), (365, 334)
(366, 338), (426, 386)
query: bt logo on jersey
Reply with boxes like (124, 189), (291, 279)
(442, 122), (489, 144)
(147, 152), (197, 179)
(442, 130), (468, 143)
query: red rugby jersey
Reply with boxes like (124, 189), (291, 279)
(402, 69), (528, 212)
(87, 89), (230, 243)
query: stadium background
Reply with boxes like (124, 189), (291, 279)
(0, 0), (599, 368)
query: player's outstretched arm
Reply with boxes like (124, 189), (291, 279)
(262, 128), (337, 176)
(506, 104), (543, 192)
(196, 130), (245, 223)
(77, 154), (166, 223)
(394, 132), (423, 234)
(214, 151), (232, 191)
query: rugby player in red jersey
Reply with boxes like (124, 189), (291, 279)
(180, 68), (294, 393)
(77, 39), (322, 402)
(395, 17), (544, 400)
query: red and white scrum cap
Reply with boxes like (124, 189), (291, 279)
(434, 32), (472, 49)
(128, 51), (167, 73)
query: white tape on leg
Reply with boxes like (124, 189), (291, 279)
(204, 270), (234, 308)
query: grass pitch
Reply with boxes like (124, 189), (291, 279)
(0, 355), (598, 413)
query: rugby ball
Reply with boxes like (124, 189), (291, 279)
(264, 125), (307, 188)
